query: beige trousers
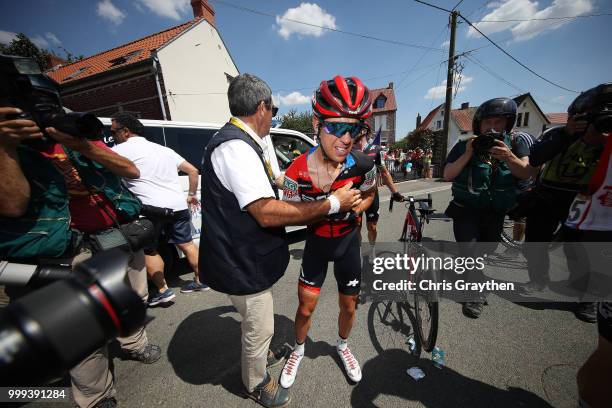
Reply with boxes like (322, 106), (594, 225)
(69, 249), (149, 408)
(228, 288), (274, 392)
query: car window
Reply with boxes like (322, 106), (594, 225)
(272, 134), (312, 171)
(102, 125), (164, 148)
(163, 127), (217, 170)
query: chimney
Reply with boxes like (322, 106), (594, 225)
(191, 0), (215, 26)
(388, 82), (394, 89)
(460, 102), (469, 110)
(416, 113), (422, 128)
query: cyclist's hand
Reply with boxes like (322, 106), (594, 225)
(327, 210), (357, 222)
(0, 107), (43, 147)
(392, 192), (404, 202)
(332, 181), (362, 212)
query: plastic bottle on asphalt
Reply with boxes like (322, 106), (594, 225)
(432, 347), (445, 368)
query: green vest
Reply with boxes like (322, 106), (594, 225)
(451, 136), (517, 214)
(0, 145), (141, 261)
(540, 139), (602, 193)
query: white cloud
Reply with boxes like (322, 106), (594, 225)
(425, 76), (473, 100)
(45, 32), (61, 46)
(441, 40), (450, 49)
(467, 0), (593, 42)
(276, 3), (337, 40)
(135, 0), (190, 21)
(31, 35), (49, 49)
(277, 91), (311, 106)
(0, 30), (18, 45)
(97, 0), (127, 26)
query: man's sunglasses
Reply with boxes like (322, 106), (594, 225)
(264, 101), (279, 117)
(322, 121), (368, 139)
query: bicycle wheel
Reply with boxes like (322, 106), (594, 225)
(414, 292), (439, 352)
(500, 215), (524, 250)
(367, 300), (414, 355)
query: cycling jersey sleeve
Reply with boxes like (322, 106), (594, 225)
(282, 154), (304, 202)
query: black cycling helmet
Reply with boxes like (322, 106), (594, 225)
(568, 83), (612, 133)
(472, 97), (517, 136)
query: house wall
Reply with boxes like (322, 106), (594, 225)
(366, 111), (396, 145)
(158, 20), (239, 123)
(425, 107), (469, 154)
(60, 67), (167, 119)
(514, 97), (548, 137)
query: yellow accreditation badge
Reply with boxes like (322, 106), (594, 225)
(229, 117), (274, 180)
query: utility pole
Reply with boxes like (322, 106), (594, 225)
(441, 10), (458, 164)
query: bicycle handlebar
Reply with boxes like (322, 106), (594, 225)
(389, 193), (432, 213)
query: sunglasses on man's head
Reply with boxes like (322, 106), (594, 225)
(322, 121), (367, 139)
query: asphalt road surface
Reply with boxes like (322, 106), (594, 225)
(29, 179), (598, 408)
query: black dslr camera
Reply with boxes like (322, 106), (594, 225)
(0, 54), (103, 146)
(0, 249), (147, 385)
(472, 130), (505, 154)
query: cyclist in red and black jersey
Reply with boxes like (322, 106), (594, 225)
(281, 76), (377, 388)
(353, 134), (404, 262)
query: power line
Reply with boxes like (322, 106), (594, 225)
(210, 0), (444, 52)
(413, 0), (579, 93)
(451, 0), (465, 11)
(464, 55), (526, 94)
(460, 14), (579, 93)
(472, 12), (612, 23)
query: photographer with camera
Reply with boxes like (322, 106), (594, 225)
(0, 55), (160, 408)
(522, 83), (611, 323)
(110, 112), (207, 306)
(443, 97), (531, 318)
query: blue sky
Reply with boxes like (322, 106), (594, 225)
(2, 0), (611, 138)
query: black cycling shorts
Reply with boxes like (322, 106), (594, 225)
(299, 229), (362, 296)
(365, 190), (380, 223)
(599, 302), (612, 343)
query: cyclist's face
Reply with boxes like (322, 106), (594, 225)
(480, 117), (507, 134)
(315, 117), (359, 162)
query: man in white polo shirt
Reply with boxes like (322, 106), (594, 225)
(111, 113), (207, 307)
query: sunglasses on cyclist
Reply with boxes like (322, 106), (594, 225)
(322, 121), (367, 139)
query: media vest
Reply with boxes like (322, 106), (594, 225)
(0, 144), (141, 260)
(451, 135), (517, 214)
(199, 122), (289, 295)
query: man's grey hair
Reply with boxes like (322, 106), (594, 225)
(228, 73), (272, 117)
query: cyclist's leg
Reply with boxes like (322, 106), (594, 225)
(332, 233), (362, 338)
(295, 237), (329, 343)
(365, 191), (380, 245)
(512, 217), (526, 242)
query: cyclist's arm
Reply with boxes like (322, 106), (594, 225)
(379, 166), (399, 194)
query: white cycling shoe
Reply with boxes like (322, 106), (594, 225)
(280, 350), (304, 388)
(337, 344), (362, 383)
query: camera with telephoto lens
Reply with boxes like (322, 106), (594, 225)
(472, 130), (505, 154)
(0, 54), (104, 147)
(0, 249), (147, 386)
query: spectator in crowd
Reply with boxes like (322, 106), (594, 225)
(199, 73), (361, 408)
(0, 103), (161, 408)
(110, 113), (207, 307)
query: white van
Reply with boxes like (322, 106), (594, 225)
(99, 118), (315, 267)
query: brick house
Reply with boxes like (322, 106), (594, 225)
(46, 0), (239, 123)
(366, 82), (397, 145)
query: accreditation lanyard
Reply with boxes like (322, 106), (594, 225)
(229, 117), (275, 181)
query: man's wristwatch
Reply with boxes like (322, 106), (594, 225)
(188, 192), (197, 197)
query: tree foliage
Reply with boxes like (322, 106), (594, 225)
(0, 34), (83, 71)
(0, 33), (52, 71)
(390, 128), (440, 151)
(279, 108), (314, 136)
